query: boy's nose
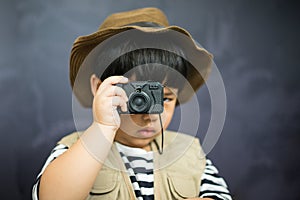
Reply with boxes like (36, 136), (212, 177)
(141, 114), (158, 122)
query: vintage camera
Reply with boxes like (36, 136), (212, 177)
(116, 81), (164, 114)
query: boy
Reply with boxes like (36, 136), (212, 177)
(33, 7), (232, 200)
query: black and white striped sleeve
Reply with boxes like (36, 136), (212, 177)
(199, 159), (232, 200)
(32, 144), (69, 200)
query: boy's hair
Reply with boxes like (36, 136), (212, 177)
(93, 40), (192, 92)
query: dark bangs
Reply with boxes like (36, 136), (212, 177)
(93, 40), (193, 91)
(102, 48), (190, 90)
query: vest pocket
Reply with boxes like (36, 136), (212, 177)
(167, 174), (198, 199)
(88, 171), (119, 199)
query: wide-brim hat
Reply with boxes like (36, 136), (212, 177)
(70, 7), (213, 107)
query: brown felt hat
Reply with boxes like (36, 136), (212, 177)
(70, 7), (213, 107)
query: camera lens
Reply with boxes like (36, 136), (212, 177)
(129, 92), (151, 113)
(133, 97), (144, 106)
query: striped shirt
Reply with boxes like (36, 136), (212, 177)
(116, 142), (155, 200)
(32, 143), (232, 200)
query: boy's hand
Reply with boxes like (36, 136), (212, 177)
(92, 76), (129, 130)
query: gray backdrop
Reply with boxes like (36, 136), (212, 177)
(0, 0), (299, 199)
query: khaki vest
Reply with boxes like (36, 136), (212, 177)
(58, 130), (206, 200)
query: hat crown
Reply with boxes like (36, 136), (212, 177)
(98, 7), (169, 30)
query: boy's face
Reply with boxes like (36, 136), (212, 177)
(114, 87), (178, 150)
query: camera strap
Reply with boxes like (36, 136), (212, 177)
(153, 114), (164, 155)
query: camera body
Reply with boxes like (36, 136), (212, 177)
(116, 81), (164, 114)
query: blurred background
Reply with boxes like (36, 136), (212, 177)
(0, 0), (299, 199)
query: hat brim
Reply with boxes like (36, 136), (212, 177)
(70, 25), (213, 108)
